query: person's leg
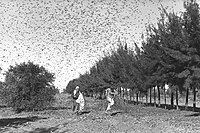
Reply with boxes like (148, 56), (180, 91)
(106, 97), (112, 111)
(76, 103), (80, 112)
(110, 98), (114, 106)
(73, 103), (79, 115)
(106, 97), (115, 112)
(72, 100), (76, 111)
(106, 102), (111, 111)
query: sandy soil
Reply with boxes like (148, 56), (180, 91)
(1, 94), (200, 133)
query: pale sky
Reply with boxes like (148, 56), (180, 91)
(0, 0), (186, 91)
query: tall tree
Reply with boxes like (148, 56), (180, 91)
(2, 61), (55, 112)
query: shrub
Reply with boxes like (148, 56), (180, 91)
(2, 61), (56, 112)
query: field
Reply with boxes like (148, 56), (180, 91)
(1, 94), (200, 133)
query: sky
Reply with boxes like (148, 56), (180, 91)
(0, 0), (186, 91)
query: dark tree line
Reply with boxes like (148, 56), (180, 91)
(65, 0), (200, 111)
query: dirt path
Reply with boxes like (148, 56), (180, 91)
(1, 95), (200, 133)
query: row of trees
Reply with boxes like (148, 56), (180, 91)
(65, 0), (200, 111)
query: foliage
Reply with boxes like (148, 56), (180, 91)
(65, 0), (200, 102)
(64, 79), (80, 94)
(2, 61), (56, 112)
(65, 40), (144, 95)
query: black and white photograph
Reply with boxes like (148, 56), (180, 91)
(1, 0), (200, 132)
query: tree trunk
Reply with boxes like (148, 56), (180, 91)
(185, 87), (189, 110)
(158, 86), (161, 107)
(193, 87), (196, 112)
(176, 86), (179, 110)
(146, 92), (148, 105)
(118, 88), (121, 97)
(163, 85), (167, 109)
(154, 87), (156, 107)
(122, 88), (125, 100)
(124, 88), (127, 102)
(171, 89), (174, 108)
(150, 88), (152, 105)
(136, 92), (139, 105)
(90, 91), (93, 97)
(126, 88), (128, 103)
(99, 91), (101, 99)
(103, 90), (106, 99)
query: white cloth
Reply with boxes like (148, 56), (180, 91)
(106, 96), (114, 111)
(105, 88), (115, 111)
(73, 89), (78, 97)
(75, 92), (85, 111)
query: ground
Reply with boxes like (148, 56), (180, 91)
(1, 94), (200, 133)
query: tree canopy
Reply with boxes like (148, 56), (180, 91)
(1, 61), (56, 112)
(64, 0), (200, 105)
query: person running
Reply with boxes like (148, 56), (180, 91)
(105, 88), (117, 112)
(72, 86), (85, 115)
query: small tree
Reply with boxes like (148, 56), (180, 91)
(2, 61), (56, 112)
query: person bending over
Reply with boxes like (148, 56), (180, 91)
(72, 86), (85, 115)
(105, 88), (117, 112)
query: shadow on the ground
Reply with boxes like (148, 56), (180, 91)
(47, 106), (71, 110)
(124, 100), (200, 116)
(0, 116), (47, 128)
(79, 110), (90, 115)
(184, 112), (200, 117)
(0, 105), (7, 108)
(28, 124), (71, 133)
(154, 103), (200, 113)
(110, 111), (123, 116)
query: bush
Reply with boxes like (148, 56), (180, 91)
(2, 61), (56, 112)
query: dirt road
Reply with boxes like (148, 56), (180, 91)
(1, 94), (200, 133)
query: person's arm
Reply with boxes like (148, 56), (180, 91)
(111, 90), (118, 96)
(110, 91), (116, 97)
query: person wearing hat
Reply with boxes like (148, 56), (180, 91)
(72, 86), (85, 114)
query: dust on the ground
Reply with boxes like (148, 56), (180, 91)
(1, 94), (200, 133)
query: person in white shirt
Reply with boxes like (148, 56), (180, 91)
(72, 86), (85, 114)
(105, 88), (117, 112)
